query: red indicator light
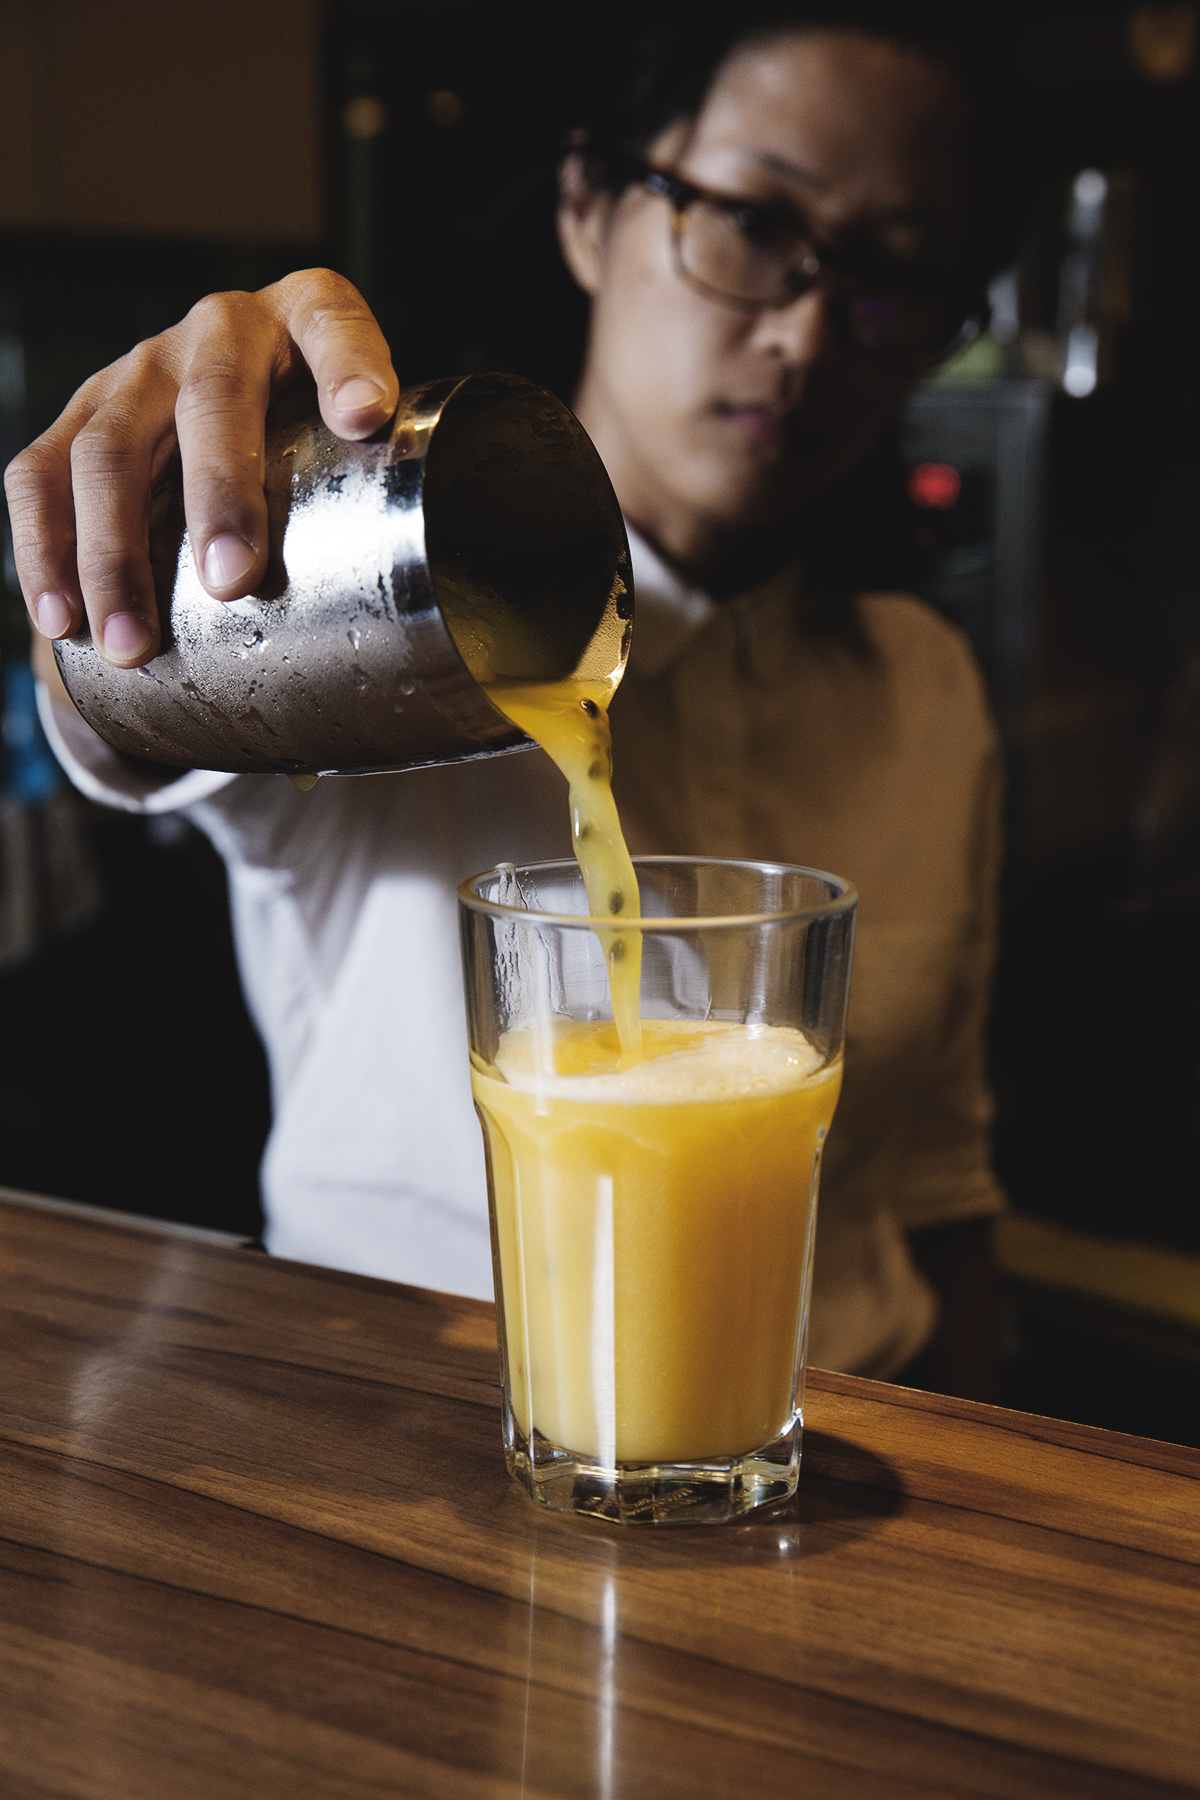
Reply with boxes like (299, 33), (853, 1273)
(908, 462), (962, 509)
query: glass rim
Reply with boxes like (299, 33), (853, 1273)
(457, 854), (858, 932)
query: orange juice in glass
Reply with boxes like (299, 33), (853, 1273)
(459, 856), (855, 1524)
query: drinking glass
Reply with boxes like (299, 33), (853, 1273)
(458, 856), (856, 1524)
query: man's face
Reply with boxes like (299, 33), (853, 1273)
(563, 30), (970, 543)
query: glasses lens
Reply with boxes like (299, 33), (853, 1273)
(678, 200), (792, 305)
(847, 283), (949, 353)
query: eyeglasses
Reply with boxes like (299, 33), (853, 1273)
(642, 165), (963, 358)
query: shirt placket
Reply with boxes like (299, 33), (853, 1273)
(678, 612), (752, 857)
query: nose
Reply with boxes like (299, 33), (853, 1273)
(748, 285), (837, 367)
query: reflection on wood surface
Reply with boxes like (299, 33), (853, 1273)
(1, 1190), (1198, 1798)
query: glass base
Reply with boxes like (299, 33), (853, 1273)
(505, 1414), (801, 1525)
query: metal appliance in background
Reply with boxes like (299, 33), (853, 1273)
(55, 371), (632, 778)
(900, 378), (1051, 740)
(1057, 168), (1136, 400)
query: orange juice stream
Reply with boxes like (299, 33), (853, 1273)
(485, 679), (642, 1055)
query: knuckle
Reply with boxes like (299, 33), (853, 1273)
(75, 540), (150, 595)
(306, 300), (371, 343)
(288, 272), (379, 347)
(4, 437), (64, 502)
(69, 411), (146, 479)
(279, 266), (357, 309)
(8, 510), (76, 577)
(179, 462), (267, 530)
(182, 449), (262, 489)
(119, 336), (175, 383)
(186, 289), (254, 335)
(175, 363), (259, 423)
(75, 345), (170, 410)
(179, 291), (280, 400)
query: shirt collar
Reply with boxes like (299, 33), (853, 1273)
(625, 525), (717, 679)
(624, 522), (800, 684)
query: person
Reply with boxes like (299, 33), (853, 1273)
(5, 1), (1027, 1397)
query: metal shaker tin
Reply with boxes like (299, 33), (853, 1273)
(54, 371), (633, 777)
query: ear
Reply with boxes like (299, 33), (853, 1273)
(557, 151), (612, 297)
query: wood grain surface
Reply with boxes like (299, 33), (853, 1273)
(1, 1189), (1198, 1799)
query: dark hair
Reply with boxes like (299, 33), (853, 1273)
(468, 1), (1033, 622)
(581, 2), (1029, 312)
(475, 1), (1030, 390)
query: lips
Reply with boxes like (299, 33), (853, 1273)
(719, 402), (787, 446)
(714, 400), (827, 456)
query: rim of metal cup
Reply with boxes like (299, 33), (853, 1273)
(458, 855), (858, 931)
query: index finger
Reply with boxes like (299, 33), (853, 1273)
(272, 269), (400, 440)
(174, 274), (401, 603)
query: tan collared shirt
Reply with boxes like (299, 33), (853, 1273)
(614, 532), (1006, 1378)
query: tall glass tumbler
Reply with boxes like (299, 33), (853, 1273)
(459, 856), (856, 1524)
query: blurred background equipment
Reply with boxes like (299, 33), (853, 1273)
(3, 0), (1200, 1435)
(1128, 2), (1198, 82)
(900, 382), (1050, 741)
(1057, 166), (1132, 397)
(1, 311), (101, 973)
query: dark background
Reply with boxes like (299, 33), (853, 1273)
(2, 0), (1200, 1438)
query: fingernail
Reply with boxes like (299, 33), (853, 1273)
(202, 533), (257, 590)
(333, 377), (386, 414)
(102, 611), (154, 665)
(35, 592), (74, 639)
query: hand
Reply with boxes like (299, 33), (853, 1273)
(4, 270), (399, 670)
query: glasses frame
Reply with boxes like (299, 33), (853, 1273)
(641, 164), (972, 361)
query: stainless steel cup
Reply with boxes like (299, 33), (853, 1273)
(54, 371), (633, 777)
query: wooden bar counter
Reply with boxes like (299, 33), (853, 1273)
(1, 1188), (1198, 1798)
